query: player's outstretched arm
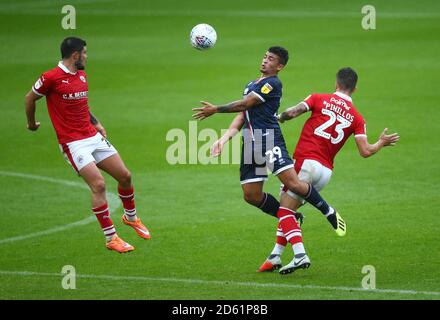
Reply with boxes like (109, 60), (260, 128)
(89, 111), (107, 138)
(355, 128), (400, 158)
(211, 113), (244, 157)
(25, 90), (42, 131)
(192, 93), (262, 121)
(278, 102), (309, 123)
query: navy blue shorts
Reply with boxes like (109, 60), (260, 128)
(240, 130), (294, 184)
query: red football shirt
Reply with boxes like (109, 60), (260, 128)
(32, 61), (97, 144)
(293, 92), (366, 170)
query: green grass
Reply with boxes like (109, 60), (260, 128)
(0, 0), (439, 300)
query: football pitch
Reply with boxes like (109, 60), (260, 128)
(0, 0), (439, 300)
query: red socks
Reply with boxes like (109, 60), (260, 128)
(276, 207), (303, 245)
(276, 222), (288, 246)
(93, 203), (116, 241)
(118, 185), (137, 221)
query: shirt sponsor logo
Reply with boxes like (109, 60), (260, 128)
(62, 91), (88, 100)
(330, 97), (350, 110)
(261, 83), (273, 94)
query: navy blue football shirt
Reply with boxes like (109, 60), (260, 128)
(242, 75), (282, 138)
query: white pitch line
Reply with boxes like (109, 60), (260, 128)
(0, 171), (87, 189)
(0, 270), (439, 297)
(0, 171), (121, 244)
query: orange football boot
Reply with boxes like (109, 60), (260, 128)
(122, 215), (151, 239)
(106, 236), (134, 253)
(257, 256), (282, 272)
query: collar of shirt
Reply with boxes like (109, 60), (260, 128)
(334, 91), (352, 102)
(58, 61), (77, 75)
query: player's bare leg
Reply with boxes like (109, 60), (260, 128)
(79, 162), (107, 208)
(97, 154), (150, 239)
(96, 153), (132, 189)
(280, 191), (303, 212)
(241, 181), (265, 207)
(79, 162), (134, 253)
(277, 169), (308, 195)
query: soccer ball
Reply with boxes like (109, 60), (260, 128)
(190, 23), (217, 50)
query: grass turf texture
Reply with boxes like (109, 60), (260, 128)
(0, 0), (439, 300)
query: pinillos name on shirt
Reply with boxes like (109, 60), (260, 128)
(62, 91), (88, 100)
(323, 97), (354, 122)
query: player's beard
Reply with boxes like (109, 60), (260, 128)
(75, 59), (85, 70)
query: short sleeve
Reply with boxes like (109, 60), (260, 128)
(32, 73), (52, 96)
(250, 78), (281, 102)
(303, 93), (317, 111)
(354, 116), (367, 137)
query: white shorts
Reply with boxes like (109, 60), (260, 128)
(59, 132), (118, 173)
(281, 159), (333, 203)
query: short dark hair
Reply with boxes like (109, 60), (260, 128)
(336, 67), (358, 92)
(268, 46), (289, 66)
(60, 37), (86, 59)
